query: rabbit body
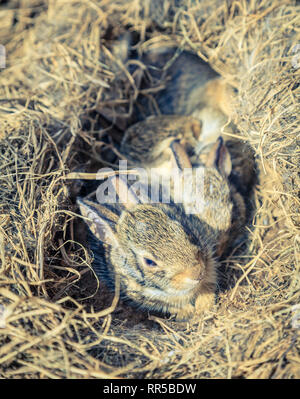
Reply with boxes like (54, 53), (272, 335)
(136, 48), (234, 117)
(132, 47), (236, 143)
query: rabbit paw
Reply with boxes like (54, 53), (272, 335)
(174, 303), (196, 322)
(194, 292), (215, 315)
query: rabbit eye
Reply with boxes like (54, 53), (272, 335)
(143, 257), (157, 267)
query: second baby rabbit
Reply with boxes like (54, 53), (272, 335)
(129, 45), (237, 143)
(120, 114), (202, 169)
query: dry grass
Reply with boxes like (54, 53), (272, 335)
(0, 0), (299, 378)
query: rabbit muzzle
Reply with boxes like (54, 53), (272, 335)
(171, 267), (204, 291)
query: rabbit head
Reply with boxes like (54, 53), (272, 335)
(121, 115), (202, 169)
(77, 176), (218, 321)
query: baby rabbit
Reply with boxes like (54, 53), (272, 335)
(131, 46), (237, 143)
(105, 38), (236, 139)
(77, 178), (219, 321)
(120, 114), (202, 169)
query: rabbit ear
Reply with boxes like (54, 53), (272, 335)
(217, 142), (232, 177)
(205, 137), (232, 177)
(111, 175), (143, 208)
(77, 198), (120, 247)
(170, 140), (192, 172)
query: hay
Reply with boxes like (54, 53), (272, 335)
(0, 0), (299, 378)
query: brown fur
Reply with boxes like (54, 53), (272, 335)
(204, 77), (236, 117)
(121, 115), (202, 167)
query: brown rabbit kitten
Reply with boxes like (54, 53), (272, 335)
(136, 47), (234, 115)
(132, 47), (237, 140)
(77, 184), (219, 321)
(121, 114), (202, 169)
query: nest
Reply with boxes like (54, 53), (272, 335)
(0, 0), (299, 378)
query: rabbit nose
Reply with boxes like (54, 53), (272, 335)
(172, 267), (203, 289)
(189, 267), (204, 282)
